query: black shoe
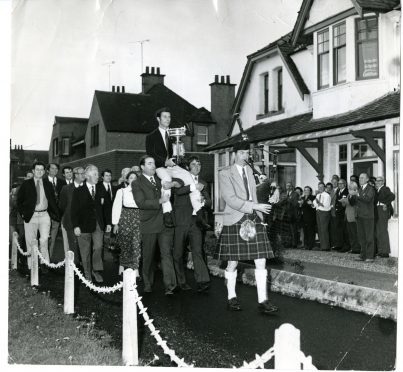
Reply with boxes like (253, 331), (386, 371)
(163, 212), (175, 228)
(197, 281), (210, 293)
(258, 300), (278, 314)
(196, 209), (211, 230)
(180, 283), (192, 291)
(227, 297), (242, 311)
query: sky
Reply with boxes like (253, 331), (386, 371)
(10, 0), (302, 150)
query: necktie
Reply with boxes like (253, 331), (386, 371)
(36, 180), (41, 205)
(91, 186), (95, 200)
(242, 167), (250, 200)
(150, 176), (157, 188)
(194, 176), (198, 183)
(164, 131), (169, 150)
(107, 184), (112, 199)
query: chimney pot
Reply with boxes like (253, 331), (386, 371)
(151, 67), (155, 74)
(220, 76), (225, 84)
(122, 86), (125, 93)
(112, 85), (115, 92)
(215, 75), (219, 83)
(145, 66), (150, 74)
(226, 75), (230, 84)
(117, 86), (120, 93)
(157, 67), (160, 75)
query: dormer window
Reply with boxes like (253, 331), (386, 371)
(356, 17), (379, 80)
(317, 29), (329, 89)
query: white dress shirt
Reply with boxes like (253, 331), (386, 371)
(48, 175), (57, 186)
(158, 127), (169, 149)
(86, 182), (96, 197)
(313, 191), (331, 211)
(234, 164), (252, 200)
(112, 186), (138, 225)
(103, 181), (112, 198)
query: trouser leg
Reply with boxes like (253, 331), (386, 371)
(24, 217), (39, 269)
(158, 228), (177, 290)
(38, 213), (51, 262)
(49, 219), (60, 260)
(91, 222), (104, 272)
(173, 225), (188, 285)
(141, 233), (158, 289)
(76, 233), (92, 279)
(189, 222), (210, 283)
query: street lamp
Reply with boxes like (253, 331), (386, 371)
(102, 60), (115, 90)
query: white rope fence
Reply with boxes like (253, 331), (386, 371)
(11, 232), (316, 369)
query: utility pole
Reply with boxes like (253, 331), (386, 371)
(102, 61), (115, 90)
(129, 39), (150, 74)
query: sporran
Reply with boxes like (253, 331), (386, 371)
(239, 216), (257, 241)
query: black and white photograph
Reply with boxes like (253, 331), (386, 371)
(4, 0), (402, 370)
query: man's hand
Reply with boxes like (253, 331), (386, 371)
(113, 225), (119, 234)
(196, 183), (204, 191)
(159, 194), (170, 204)
(105, 225), (112, 233)
(74, 227), (81, 237)
(172, 181), (181, 188)
(254, 203), (272, 214)
(165, 158), (176, 167)
(162, 181), (173, 190)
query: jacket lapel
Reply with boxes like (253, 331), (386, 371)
(230, 164), (245, 191)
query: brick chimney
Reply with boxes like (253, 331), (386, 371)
(210, 75), (236, 142)
(141, 66), (165, 93)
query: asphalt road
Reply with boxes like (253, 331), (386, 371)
(29, 237), (396, 370)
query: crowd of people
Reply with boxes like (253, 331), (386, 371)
(8, 107), (396, 315)
(256, 173), (396, 262)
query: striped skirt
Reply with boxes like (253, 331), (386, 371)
(215, 213), (274, 261)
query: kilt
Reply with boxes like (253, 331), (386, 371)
(215, 213), (274, 260)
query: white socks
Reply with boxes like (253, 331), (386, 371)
(255, 269), (268, 303)
(225, 270), (237, 300)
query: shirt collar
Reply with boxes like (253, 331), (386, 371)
(48, 176), (56, 183)
(103, 181), (110, 189)
(74, 181), (82, 188)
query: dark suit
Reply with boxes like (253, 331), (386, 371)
(300, 195), (316, 249)
(331, 187), (350, 251)
(172, 177), (210, 286)
(47, 177), (66, 259)
(59, 183), (80, 263)
(279, 190), (299, 248)
(17, 178), (59, 223)
(71, 182), (111, 278)
(132, 174), (176, 291)
(146, 128), (173, 168)
(349, 183), (375, 260)
(375, 185), (395, 255)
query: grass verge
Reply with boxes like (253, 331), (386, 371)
(8, 270), (122, 365)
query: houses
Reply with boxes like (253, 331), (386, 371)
(206, 0), (400, 256)
(49, 67), (235, 184)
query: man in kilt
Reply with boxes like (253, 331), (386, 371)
(216, 140), (279, 314)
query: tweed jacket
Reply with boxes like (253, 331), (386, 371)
(219, 164), (262, 226)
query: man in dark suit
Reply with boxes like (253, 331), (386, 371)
(374, 176), (395, 258)
(59, 166), (85, 262)
(279, 182), (299, 248)
(349, 173), (376, 262)
(172, 156), (211, 292)
(98, 169), (115, 249)
(146, 107), (209, 229)
(71, 165), (112, 282)
(62, 166), (74, 185)
(46, 162), (66, 260)
(17, 161), (60, 273)
(331, 178), (350, 252)
(132, 155), (178, 295)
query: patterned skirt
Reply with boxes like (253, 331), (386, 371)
(215, 213), (274, 260)
(115, 207), (141, 270)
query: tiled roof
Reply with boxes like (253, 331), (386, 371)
(95, 85), (212, 133)
(191, 107), (215, 124)
(206, 91), (400, 151)
(354, 0), (400, 12)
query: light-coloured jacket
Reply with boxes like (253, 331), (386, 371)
(219, 164), (262, 226)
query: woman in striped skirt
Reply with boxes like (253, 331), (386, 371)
(112, 171), (141, 276)
(216, 140), (278, 315)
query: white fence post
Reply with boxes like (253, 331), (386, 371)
(31, 246), (39, 287)
(122, 268), (139, 366)
(64, 251), (75, 314)
(11, 232), (18, 270)
(274, 323), (301, 370)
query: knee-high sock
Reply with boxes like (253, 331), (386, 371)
(224, 270), (237, 300)
(255, 269), (268, 303)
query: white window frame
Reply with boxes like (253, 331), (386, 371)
(197, 126), (208, 145)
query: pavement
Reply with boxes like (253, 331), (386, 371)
(201, 248), (398, 320)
